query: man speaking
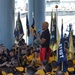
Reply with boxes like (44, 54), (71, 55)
(37, 22), (51, 62)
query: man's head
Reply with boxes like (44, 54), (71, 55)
(9, 50), (14, 56)
(64, 33), (67, 38)
(42, 22), (49, 30)
(26, 67), (36, 75)
(34, 50), (40, 57)
(67, 60), (73, 67)
(42, 60), (48, 66)
(45, 63), (52, 72)
(55, 70), (65, 75)
(51, 61), (57, 68)
(0, 48), (3, 54)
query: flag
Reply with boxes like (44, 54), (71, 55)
(30, 17), (36, 37)
(50, 12), (60, 51)
(30, 17), (37, 44)
(30, 17), (40, 45)
(33, 30), (37, 40)
(33, 30), (38, 44)
(58, 19), (67, 72)
(61, 19), (63, 38)
(26, 14), (30, 37)
(68, 25), (74, 59)
(50, 11), (53, 31)
(58, 19), (65, 63)
(14, 12), (24, 41)
(50, 11), (56, 44)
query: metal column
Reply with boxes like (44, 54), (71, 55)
(34, 0), (45, 32)
(28, 0), (34, 44)
(28, 0), (45, 44)
(0, 0), (15, 49)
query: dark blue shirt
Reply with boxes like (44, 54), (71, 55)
(41, 29), (50, 48)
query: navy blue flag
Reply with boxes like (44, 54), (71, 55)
(58, 19), (67, 72)
(58, 39), (66, 63)
(26, 14), (30, 37)
(14, 12), (24, 41)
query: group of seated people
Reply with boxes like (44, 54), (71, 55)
(0, 36), (75, 75)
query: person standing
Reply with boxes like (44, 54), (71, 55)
(37, 22), (50, 62)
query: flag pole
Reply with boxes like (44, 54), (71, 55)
(55, 5), (58, 62)
(26, 14), (27, 44)
(61, 62), (63, 71)
(26, 24), (28, 44)
(32, 12), (34, 45)
(61, 19), (63, 71)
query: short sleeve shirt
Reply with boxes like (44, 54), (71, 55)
(41, 29), (50, 48)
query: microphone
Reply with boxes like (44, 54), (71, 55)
(38, 29), (40, 33)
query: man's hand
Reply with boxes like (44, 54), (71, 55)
(37, 32), (46, 44)
(37, 32), (41, 39)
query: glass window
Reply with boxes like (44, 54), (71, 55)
(15, 0), (75, 42)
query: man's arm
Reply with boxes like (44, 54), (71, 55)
(0, 61), (7, 67)
(37, 33), (46, 44)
